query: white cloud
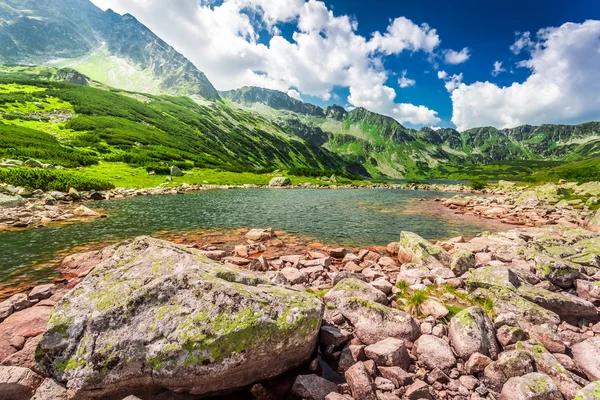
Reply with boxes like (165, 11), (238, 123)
(429, 126), (442, 131)
(398, 70), (416, 88)
(443, 47), (470, 64)
(451, 20), (600, 131)
(437, 70), (463, 92)
(286, 89), (302, 100)
(492, 61), (506, 76)
(90, 0), (443, 126)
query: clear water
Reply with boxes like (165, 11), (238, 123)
(0, 189), (496, 290)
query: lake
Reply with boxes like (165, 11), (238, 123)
(0, 189), (504, 294)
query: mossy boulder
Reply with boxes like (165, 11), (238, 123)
(323, 278), (388, 307)
(517, 285), (598, 325)
(500, 372), (562, 400)
(466, 266), (521, 291)
(450, 250), (475, 277)
(35, 237), (323, 399)
(574, 381), (600, 400)
(269, 177), (292, 187)
(449, 307), (499, 360)
(399, 231), (450, 267)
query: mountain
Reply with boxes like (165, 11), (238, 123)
(221, 86), (600, 178)
(0, 66), (360, 176)
(0, 0), (220, 100)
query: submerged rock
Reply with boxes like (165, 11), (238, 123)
(35, 237), (323, 399)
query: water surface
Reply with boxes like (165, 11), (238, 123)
(0, 189), (502, 292)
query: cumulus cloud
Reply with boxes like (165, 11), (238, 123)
(492, 61), (506, 76)
(398, 70), (416, 88)
(443, 47), (470, 64)
(90, 0), (443, 126)
(437, 70), (463, 92)
(451, 20), (600, 131)
(286, 89), (302, 100)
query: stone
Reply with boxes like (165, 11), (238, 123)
(374, 376), (395, 392)
(378, 367), (413, 388)
(449, 307), (499, 360)
(338, 345), (366, 373)
(572, 337), (600, 381)
(0, 194), (25, 208)
(370, 279), (393, 295)
(459, 375), (478, 391)
(534, 256), (580, 289)
(414, 335), (456, 371)
(170, 165), (183, 176)
(499, 372), (562, 400)
(280, 267), (306, 285)
(0, 366), (44, 400)
(67, 188), (80, 200)
(574, 381), (600, 400)
(28, 284), (56, 301)
(0, 300), (14, 322)
(324, 278), (388, 307)
(517, 285), (599, 325)
(451, 250), (475, 277)
(58, 246), (116, 279)
(527, 324), (566, 354)
(496, 325), (528, 347)
(0, 306), (51, 338)
(364, 338), (410, 369)
(325, 394), (352, 400)
(345, 362), (377, 400)
(399, 232), (451, 266)
(420, 299), (449, 319)
(269, 177), (292, 187)
(9, 336), (26, 351)
(8, 293), (34, 312)
(291, 374), (339, 400)
(30, 378), (67, 400)
(466, 266), (520, 290)
(483, 350), (535, 392)
(404, 380), (432, 400)
(338, 298), (420, 345)
(73, 205), (100, 217)
(2, 336), (38, 368)
(35, 237), (323, 399)
(245, 228), (274, 241)
(320, 325), (352, 349)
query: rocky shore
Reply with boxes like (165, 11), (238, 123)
(1, 222), (600, 400)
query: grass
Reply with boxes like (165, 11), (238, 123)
(0, 168), (114, 191)
(405, 290), (429, 317)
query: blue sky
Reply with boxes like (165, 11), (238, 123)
(93, 0), (600, 131)
(293, 0), (600, 126)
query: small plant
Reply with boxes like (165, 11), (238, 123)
(395, 280), (409, 292)
(405, 290), (429, 317)
(469, 180), (488, 190)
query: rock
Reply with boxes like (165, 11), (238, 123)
(73, 205), (100, 217)
(414, 335), (456, 370)
(324, 278), (388, 307)
(364, 338), (410, 369)
(500, 372), (562, 400)
(496, 325), (528, 347)
(28, 284), (56, 301)
(576, 280), (600, 302)
(280, 267), (306, 285)
(338, 298), (420, 345)
(325, 394), (352, 400)
(35, 237), (324, 399)
(0, 300), (14, 322)
(59, 247), (116, 279)
(370, 279), (393, 295)
(291, 374), (338, 400)
(0, 366), (44, 400)
(24, 159), (44, 168)
(404, 380), (432, 400)
(170, 165), (183, 176)
(516, 285), (598, 325)
(0, 306), (51, 338)
(245, 228), (274, 241)
(68, 188), (81, 200)
(419, 299), (449, 319)
(269, 177), (292, 187)
(338, 345), (367, 373)
(572, 337), (600, 381)
(378, 366), (413, 388)
(466, 266), (520, 290)
(574, 381), (600, 400)
(0, 194), (24, 208)
(465, 353), (492, 374)
(450, 250), (475, 277)
(449, 307), (499, 360)
(534, 256), (580, 289)
(399, 232), (450, 266)
(320, 325), (352, 349)
(483, 350), (535, 392)
(345, 362), (377, 400)
(2, 336), (39, 368)
(9, 336), (26, 351)
(30, 378), (67, 400)
(8, 293), (34, 312)
(527, 324), (566, 354)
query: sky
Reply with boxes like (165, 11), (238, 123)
(89, 0), (600, 131)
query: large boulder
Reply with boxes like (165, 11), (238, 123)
(449, 307), (499, 360)
(269, 177), (292, 187)
(574, 381), (600, 400)
(466, 266), (521, 290)
(414, 335), (456, 370)
(516, 285), (598, 324)
(338, 298), (420, 345)
(169, 165), (183, 177)
(500, 372), (562, 400)
(35, 237), (324, 399)
(0, 366), (44, 400)
(398, 231), (450, 266)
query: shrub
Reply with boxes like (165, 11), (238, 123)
(0, 168), (115, 191)
(469, 180), (488, 190)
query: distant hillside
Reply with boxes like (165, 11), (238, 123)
(0, 0), (220, 100)
(222, 86), (600, 179)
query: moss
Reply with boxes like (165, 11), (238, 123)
(526, 375), (550, 393)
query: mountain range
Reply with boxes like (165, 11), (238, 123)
(0, 0), (599, 180)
